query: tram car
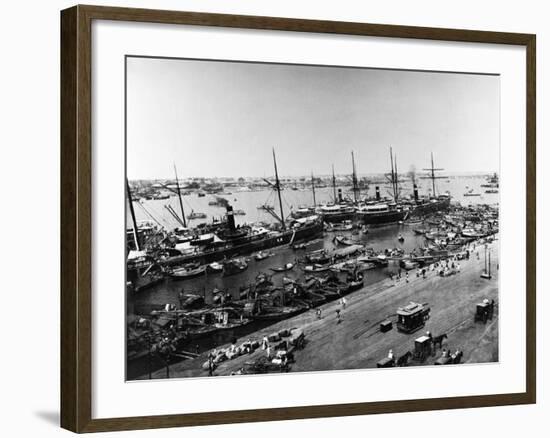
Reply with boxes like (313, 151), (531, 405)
(396, 302), (431, 333)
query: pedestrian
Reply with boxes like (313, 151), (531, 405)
(342, 297), (347, 309)
(266, 344), (271, 359)
(336, 309), (342, 324)
(195, 344), (200, 355)
(422, 268), (426, 279)
(405, 271), (409, 283)
(388, 349), (394, 360)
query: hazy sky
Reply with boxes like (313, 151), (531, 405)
(126, 57), (499, 179)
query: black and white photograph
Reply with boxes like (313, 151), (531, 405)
(125, 57), (500, 380)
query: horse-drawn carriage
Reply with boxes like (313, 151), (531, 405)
(396, 302), (431, 333)
(413, 335), (432, 362)
(474, 300), (495, 323)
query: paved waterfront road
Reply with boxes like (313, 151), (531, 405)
(144, 240), (499, 379)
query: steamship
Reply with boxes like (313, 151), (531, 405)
(356, 186), (408, 225)
(159, 205), (323, 267)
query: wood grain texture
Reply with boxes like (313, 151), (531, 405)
(60, 4), (537, 433)
(60, 5), (78, 432)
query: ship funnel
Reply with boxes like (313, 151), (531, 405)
(413, 184), (419, 201)
(338, 188), (343, 203)
(375, 186), (381, 200)
(226, 205), (236, 232)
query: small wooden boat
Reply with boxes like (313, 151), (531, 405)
(222, 258), (248, 276)
(302, 264), (330, 273)
(169, 265), (206, 279)
(207, 262), (223, 273)
(327, 220), (354, 232)
(398, 234), (405, 242)
(254, 251), (273, 261)
(334, 235), (356, 246)
(303, 249), (331, 264)
(187, 211), (207, 219)
(270, 263), (295, 273)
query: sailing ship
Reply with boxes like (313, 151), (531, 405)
(409, 152), (451, 215)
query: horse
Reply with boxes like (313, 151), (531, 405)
(432, 333), (448, 351)
(396, 351), (412, 367)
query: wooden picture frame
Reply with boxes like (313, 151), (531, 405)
(60, 4), (536, 433)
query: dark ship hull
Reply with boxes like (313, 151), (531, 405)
(160, 221), (324, 266)
(321, 211), (356, 223)
(411, 197), (451, 216)
(356, 209), (407, 225)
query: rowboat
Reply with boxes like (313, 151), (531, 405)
(270, 263), (295, 273)
(302, 264), (330, 273)
(254, 251), (273, 261)
(334, 235), (356, 246)
(169, 265), (207, 279)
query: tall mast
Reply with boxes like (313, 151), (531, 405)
(173, 163), (187, 228)
(351, 151), (359, 204)
(422, 152), (445, 198)
(311, 172), (317, 206)
(431, 152), (436, 195)
(332, 164), (337, 202)
(272, 148), (286, 230)
(126, 178), (140, 251)
(394, 152), (399, 201)
(389, 147), (396, 200)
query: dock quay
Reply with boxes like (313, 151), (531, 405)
(138, 238), (499, 380)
